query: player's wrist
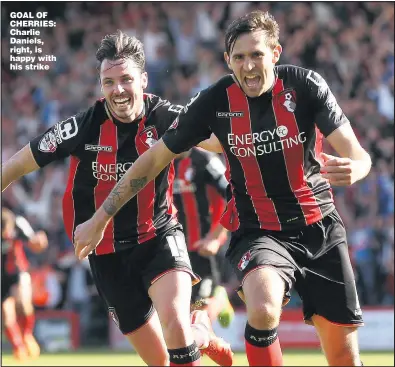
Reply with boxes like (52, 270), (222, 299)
(93, 207), (112, 229)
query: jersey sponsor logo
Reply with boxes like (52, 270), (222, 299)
(38, 131), (58, 153)
(92, 161), (133, 181)
(139, 126), (158, 148)
(108, 307), (120, 328)
(276, 89), (297, 113)
(85, 144), (113, 152)
(227, 127), (306, 157)
(238, 250), (251, 271)
(216, 111), (244, 118)
(53, 116), (79, 143)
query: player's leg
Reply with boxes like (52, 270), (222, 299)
(299, 211), (364, 366)
(312, 316), (361, 366)
(88, 251), (169, 366)
(2, 281), (28, 361)
(149, 270), (202, 366)
(189, 252), (234, 328)
(226, 231), (296, 366)
(124, 310), (169, 365)
(146, 227), (233, 366)
(15, 272), (40, 358)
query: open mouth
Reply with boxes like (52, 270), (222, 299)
(113, 97), (131, 107)
(244, 75), (261, 89)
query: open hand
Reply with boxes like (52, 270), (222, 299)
(320, 152), (357, 186)
(74, 218), (105, 260)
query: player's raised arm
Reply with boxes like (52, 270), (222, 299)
(74, 138), (176, 259)
(197, 134), (223, 153)
(1, 145), (40, 192)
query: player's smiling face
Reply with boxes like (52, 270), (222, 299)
(100, 58), (148, 122)
(225, 30), (281, 98)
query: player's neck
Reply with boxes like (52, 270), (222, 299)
(105, 101), (145, 124)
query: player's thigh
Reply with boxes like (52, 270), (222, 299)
(226, 231), (296, 309)
(145, 228), (198, 328)
(2, 295), (17, 324)
(125, 310), (169, 366)
(189, 252), (219, 306)
(312, 314), (360, 366)
(88, 252), (154, 335)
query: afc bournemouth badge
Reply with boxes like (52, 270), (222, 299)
(278, 89), (297, 113)
(140, 126), (158, 149)
(238, 250), (252, 271)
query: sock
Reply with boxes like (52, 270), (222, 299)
(191, 323), (210, 349)
(5, 322), (25, 350)
(169, 342), (201, 366)
(244, 323), (283, 366)
(18, 313), (35, 336)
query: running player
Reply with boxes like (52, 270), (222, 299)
(2, 31), (233, 366)
(174, 148), (234, 328)
(73, 11), (371, 367)
(2, 208), (48, 361)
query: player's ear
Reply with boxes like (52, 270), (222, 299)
(272, 44), (282, 64)
(141, 71), (148, 89)
(224, 52), (232, 70)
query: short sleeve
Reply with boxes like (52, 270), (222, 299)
(162, 88), (215, 154)
(30, 108), (92, 167)
(306, 70), (350, 137)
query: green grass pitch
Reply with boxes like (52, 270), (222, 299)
(2, 350), (394, 366)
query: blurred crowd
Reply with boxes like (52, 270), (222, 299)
(1, 1), (394, 341)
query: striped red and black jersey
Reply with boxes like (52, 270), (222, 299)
(173, 148), (228, 251)
(1, 215), (33, 274)
(30, 94), (183, 256)
(163, 65), (350, 232)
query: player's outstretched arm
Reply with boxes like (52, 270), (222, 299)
(1, 145), (40, 192)
(321, 123), (372, 186)
(74, 138), (176, 259)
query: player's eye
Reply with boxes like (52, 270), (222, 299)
(252, 52), (264, 58)
(233, 55), (243, 61)
(103, 80), (113, 86)
(122, 77), (133, 83)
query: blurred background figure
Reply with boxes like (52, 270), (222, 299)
(1, 0), (393, 351)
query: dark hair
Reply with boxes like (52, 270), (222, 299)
(225, 10), (280, 55)
(96, 30), (145, 71)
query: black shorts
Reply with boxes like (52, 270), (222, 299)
(226, 209), (364, 326)
(189, 252), (220, 304)
(1, 271), (19, 302)
(89, 226), (199, 334)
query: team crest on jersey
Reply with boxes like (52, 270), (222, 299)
(108, 307), (120, 328)
(277, 89), (297, 113)
(139, 126), (158, 148)
(38, 131), (58, 153)
(238, 251), (252, 271)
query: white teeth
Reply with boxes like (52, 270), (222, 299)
(245, 75), (259, 79)
(114, 98), (129, 103)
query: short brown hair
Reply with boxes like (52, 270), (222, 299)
(96, 30), (145, 71)
(225, 10), (280, 55)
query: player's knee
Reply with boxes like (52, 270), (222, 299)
(2, 298), (16, 325)
(247, 301), (281, 329)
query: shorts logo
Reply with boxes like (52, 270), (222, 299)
(38, 131), (57, 153)
(276, 89), (297, 113)
(85, 144), (113, 152)
(238, 251), (251, 271)
(216, 111), (244, 118)
(140, 126), (158, 149)
(108, 307), (120, 328)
